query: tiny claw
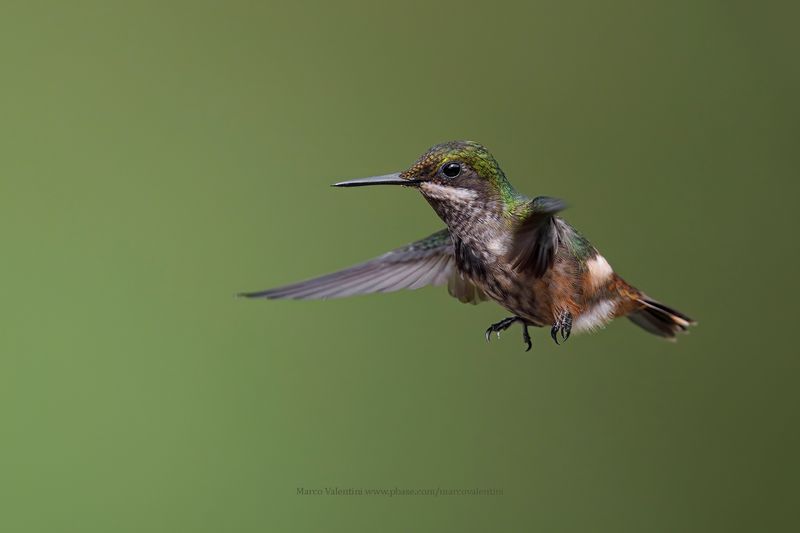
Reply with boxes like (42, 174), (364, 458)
(550, 326), (560, 345)
(552, 311), (573, 344)
(522, 323), (532, 352)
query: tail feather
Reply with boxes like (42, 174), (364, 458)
(627, 296), (696, 339)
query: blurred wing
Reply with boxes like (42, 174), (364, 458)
(508, 196), (568, 278)
(241, 229), (487, 303)
(447, 269), (489, 305)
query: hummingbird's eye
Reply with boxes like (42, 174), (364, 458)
(441, 162), (461, 178)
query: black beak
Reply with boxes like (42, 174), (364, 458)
(332, 173), (421, 187)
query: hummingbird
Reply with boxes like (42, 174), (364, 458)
(241, 141), (695, 350)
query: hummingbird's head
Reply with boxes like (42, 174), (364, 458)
(333, 140), (517, 207)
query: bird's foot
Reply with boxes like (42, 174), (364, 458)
(521, 322), (532, 352)
(485, 316), (532, 351)
(550, 310), (573, 345)
(485, 316), (519, 341)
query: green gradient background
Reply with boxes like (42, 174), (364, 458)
(1, 1), (798, 531)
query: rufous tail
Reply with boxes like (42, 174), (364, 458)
(627, 295), (696, 339)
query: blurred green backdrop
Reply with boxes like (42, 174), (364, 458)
(1, 1), (798, 532)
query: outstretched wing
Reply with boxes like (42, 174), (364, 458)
(240, 229), (487, 304)
(508, 196), (568, 278)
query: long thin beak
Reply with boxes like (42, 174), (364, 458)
(332, 172), (421, 187)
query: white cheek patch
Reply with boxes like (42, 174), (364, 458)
(586, 254), (614, 289)
(420, 182), (478, 202)
(573, 300), (616, 332)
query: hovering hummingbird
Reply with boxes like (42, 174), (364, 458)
(241, 141), (695, 350)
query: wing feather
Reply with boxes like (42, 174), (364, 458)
(240, 229), (487, 304)
(507, 196), (568, 278)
